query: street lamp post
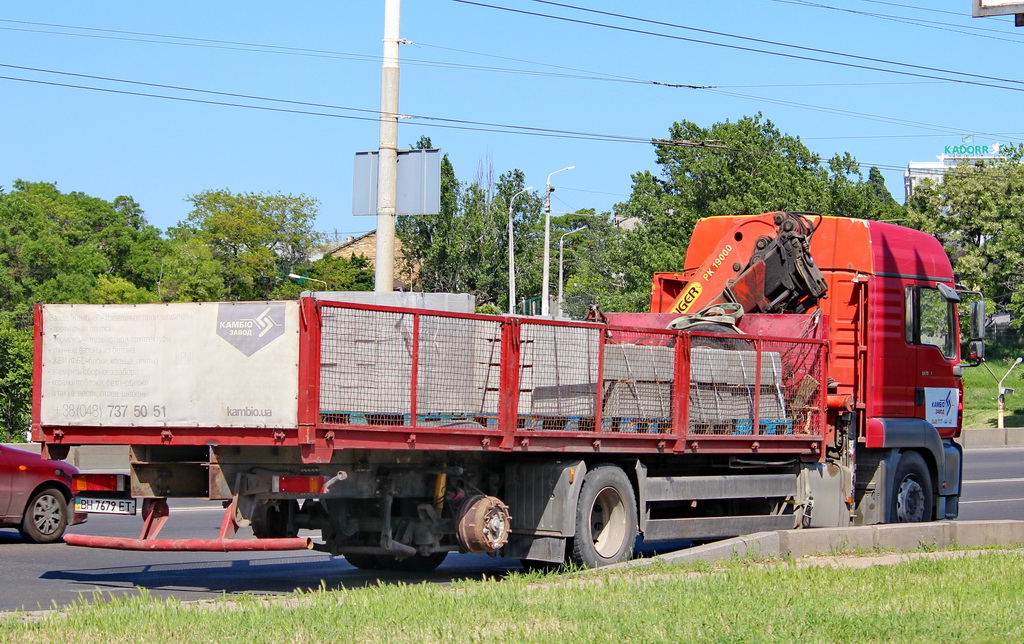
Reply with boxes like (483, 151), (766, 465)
(507, 186), (533, 315)
(557, 227), (585, 318)
(998, 357), (1023, 433)
(287, 273), (329, 290)
(541, 165), (574, 316)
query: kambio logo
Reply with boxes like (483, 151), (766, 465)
(930, 390), (955, 417)
(216, 303), (286, 356)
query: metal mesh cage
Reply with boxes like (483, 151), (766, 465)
(319, 307), (503, 426)
(687, 339), (823, 436)
(517, 323), (599, 430)
(316, 304), (824, 440)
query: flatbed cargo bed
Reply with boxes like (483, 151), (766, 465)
(34, 299), (828, 462)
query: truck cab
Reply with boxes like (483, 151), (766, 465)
(652, 213), (967, 524)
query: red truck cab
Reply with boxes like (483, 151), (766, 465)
(653, 213), (966, 522)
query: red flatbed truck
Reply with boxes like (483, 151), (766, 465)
(35, 212), (981, 569)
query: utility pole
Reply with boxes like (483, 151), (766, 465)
(375, 0), (401, 292)
(541, 166), (574, 316)
(507, 186), (533, 315)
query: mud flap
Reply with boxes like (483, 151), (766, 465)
(501, 460), (586, 562)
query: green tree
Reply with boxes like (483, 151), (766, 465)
(156, 238), (228, 302)
(0, 181), (165, 324)
(271, 254), (374, 298)
(172, 189), (321, 300)
(0, 321), (32, 442)
(906, 145), (1024, 321)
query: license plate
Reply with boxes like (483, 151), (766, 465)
(74, 497), (138, 515)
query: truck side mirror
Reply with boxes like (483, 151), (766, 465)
(968, 339), (985, 362)
(970, 300), (986, 342)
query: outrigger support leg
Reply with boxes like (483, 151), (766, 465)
(139, 498), (170, 540)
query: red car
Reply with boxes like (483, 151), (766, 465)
(0, 444), (86, 543)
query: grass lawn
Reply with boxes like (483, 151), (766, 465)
(962, 356), (1024, 428)
(2, 552), (1023, 643)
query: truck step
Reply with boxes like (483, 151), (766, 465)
(643, 515), (796, 542)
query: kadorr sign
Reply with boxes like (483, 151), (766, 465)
(944, 141), (1002, 156)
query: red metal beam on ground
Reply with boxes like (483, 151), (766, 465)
(63, 533), (314, 551)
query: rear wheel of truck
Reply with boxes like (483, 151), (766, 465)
(374, 552), (448, 572)
(889, 451), (933, 523)
(568, 465), (637, 568)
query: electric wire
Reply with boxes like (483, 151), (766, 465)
(766, 0), (1024, 42)
(450, 0), (1024, 92)
(4, 61), (1017, 168)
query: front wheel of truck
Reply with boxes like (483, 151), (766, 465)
(568, 465), (637, 568)
(889, 451), (934, 523)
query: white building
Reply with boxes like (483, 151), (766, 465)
(904, 140), (1006, 202)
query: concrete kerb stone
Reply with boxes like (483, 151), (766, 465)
(656, 531), (782, 565)
(778, 525), (875, 558)
(950, 520), (1024, 547)
(873, 521), (952, 550)
(612, 520), (1024, 571)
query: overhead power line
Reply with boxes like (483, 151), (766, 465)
(6, 61), (1006, 148)
(0, 66), (671, 146)
(450, 0), (1024, 92)
(1, 18), (710, 90)
(2, 16), (1007, 95)
(766, 0), (1024, 43)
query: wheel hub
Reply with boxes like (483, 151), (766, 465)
(895, 477), (925, 522)
(32, 494), (62, 535)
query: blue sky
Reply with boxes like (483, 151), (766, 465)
(1, 1), (1021, 238)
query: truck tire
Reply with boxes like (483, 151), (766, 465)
(251, 500), (299, 539)
(19, 487), (69, 544)
(374, 552), (448, 572)
(889, 451), (933, 523)
(568, 465), (637, 568)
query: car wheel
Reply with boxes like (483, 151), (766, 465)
(19, 487), (69, 544)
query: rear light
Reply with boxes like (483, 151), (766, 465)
(272, 475), (326, 495)
(73, 473), (128, 493)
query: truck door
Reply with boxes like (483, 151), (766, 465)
(905, 285), (960, 431)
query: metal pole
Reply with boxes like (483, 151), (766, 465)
(998, 357), (1022, 438)
(557, 227), (585, 318)
(375, 0), (401, 292)
(541, 166), (574, 316)
(507, 186), (533, 315)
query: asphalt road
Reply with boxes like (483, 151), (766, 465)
(2, 447), (1022, 613)
(958, 447), (1024, 521)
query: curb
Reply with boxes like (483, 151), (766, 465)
(959, 427), (1024, 448)
(604, 520), (1024, 570)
